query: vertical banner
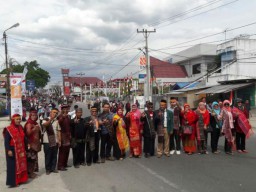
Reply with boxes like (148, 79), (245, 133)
(10, 73), (23, 116)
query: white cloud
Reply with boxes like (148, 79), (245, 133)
(0, 0), (256, 84)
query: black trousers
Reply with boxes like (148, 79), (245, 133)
(143, 136), (155, 155)
(236, 132), (246, 150)
(100, 133), (113, 158)
(211, 127), (220, 152)
(113, 135), (122, 159)
(72, 142), (85, 166)
(197, 130), (207, 153)
(93, 132), (100, 163)
(86, 143), (94, 164)
(169, 130), (181, 151)
(43, 144), (58, 171)
(224, 138), (232, 153)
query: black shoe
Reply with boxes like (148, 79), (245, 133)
(46, 171), (51, 175)
(74, 165), (80, 168)
(58, 168), (68, 171)
(101, 159), (105, 163)
(80, 163), (86, 166)
(52, 170), (59, 173)
(107, 157), (115, 161)
(65, 165), (72, 168)
(87, 163), (92, 166)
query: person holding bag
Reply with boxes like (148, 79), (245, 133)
(181, 104), (197, 155)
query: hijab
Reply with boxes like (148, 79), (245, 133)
(223, 100), (231, 112)
(212, 101), (221, 115)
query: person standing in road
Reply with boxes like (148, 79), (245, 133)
(24, 109), (41, 178)
(70, 108), (86, 168)
(169, 98), (182, 155)
(42, 108), (60, 175)
(126, 104), (143, 158)
(218, 100), (235, 155)
(155, 99), (173, 158)
(3, 114), (28, 187)
(140, 102), (156, 157)
(195, 102), (210, 154)
(180, 104), (197, 155)
(233, 98), (252, 153)
(113, 107), (130, 160)
(210, 102), (222, 154)
(98, 103), (115, 163)
(57, 105), (71, 171)
(85, 106), (99, 166)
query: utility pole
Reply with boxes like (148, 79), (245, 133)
(76, 72), (85, 102)
(137, 28), (156, 102)
(3, 23), (20, 120)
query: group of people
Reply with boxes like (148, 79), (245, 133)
(3, 97), (253, 188)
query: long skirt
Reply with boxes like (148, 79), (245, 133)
(183, 136), (196, 153)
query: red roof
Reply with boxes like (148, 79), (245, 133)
(68, 77), (103, 86)
(150, 57), (187, 78)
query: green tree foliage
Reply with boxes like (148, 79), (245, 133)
(0, 60), (50, 88)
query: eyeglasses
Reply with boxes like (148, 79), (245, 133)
(224, 104), (230, 106)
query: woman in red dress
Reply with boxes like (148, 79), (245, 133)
(181, 104), (197, 155)
(126, 104), (142, 158)
(3, 114), (28, 187)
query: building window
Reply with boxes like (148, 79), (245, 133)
(192, 64), (201, 74)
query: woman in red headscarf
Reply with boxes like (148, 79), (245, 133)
(3, 114), (28, 187)
(113, 107), (129, 160)
(181, 104), (197, 155)
(126, 104), (142, 157)
(219, 100), (235, 155)
(195, 102), (210, 154)
(24, 109), (41, 178)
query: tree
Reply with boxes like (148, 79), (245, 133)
(0, 60), (50, 88)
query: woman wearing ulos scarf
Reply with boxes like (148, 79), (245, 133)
(195, 102), (210, 154)
(24, 109), (41, 178)
(218, 100), (235, 155)
(3, 114), (28, 187)
(126, 104), (142, 158)
(181, 104), (197, 155)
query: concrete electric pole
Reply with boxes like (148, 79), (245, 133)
(137, 28), (156, 102)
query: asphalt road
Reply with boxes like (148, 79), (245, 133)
(58, 134), (256, 192)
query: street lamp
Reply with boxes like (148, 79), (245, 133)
(3, 23), (20, 120)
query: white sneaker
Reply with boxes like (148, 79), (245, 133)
(170, 150), (175, 155)
(176, 150), (181, 155)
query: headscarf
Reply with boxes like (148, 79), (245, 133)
(212, 101), (221, 115)
(25, 110), (38, 127)
(132, 103), (141, 117)
(11, 114), (22, 128)
(223, 100), (231, 112)
(117, 107), (124, 118)
(198, 102), (206, 113)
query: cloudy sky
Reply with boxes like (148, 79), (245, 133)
(0, 0), (256, 85)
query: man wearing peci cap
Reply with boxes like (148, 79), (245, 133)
(70, 108), (86, 168)
(155, 99), (174, 158)
(57, 104), (72, 171)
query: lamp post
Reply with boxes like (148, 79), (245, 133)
(3, 23), (20, 120)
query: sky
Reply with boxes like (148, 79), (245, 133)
(0, 0), (256, 85)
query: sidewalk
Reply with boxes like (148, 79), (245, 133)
(0, 116), (68, 192)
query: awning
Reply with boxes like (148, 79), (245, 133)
(195, 83), (253, 95)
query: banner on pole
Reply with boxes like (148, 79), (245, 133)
(10, 74), (23, 116)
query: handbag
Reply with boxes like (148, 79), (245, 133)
(182, 124), (192, 135)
